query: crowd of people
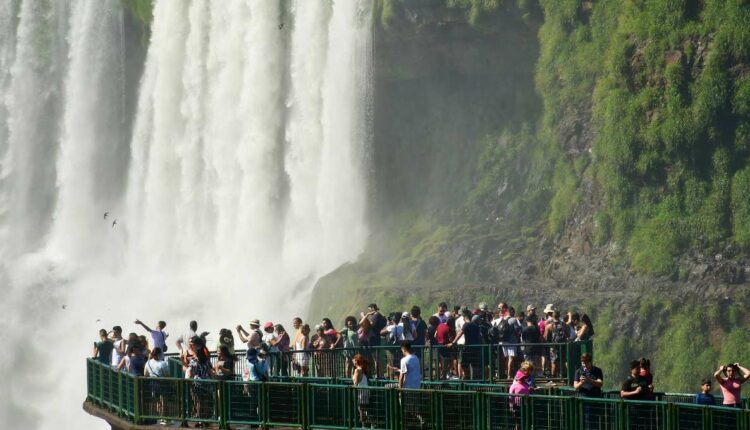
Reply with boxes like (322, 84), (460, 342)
(90, 300), (748, 426)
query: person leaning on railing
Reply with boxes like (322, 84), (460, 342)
(573, 353), (603, 397)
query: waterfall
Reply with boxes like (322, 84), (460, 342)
(0, 0), (373, 428)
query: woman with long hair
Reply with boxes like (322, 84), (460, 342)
(186, 337), (215, 428)
(576, 314), (594, 341)
(293, 324), (311, 377)
(352, 354), (371, 427)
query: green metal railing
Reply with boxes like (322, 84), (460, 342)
(163, 340), (594, 385)
(86, 358), (750, 429)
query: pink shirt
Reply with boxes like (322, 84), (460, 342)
(508, 379), (530, 408)
(719, 379), (742, 405)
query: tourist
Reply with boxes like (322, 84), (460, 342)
(262, 322), (278, 352)
(352, 354), (371, 427)
(175, 321), (198, 355)
(313, 325), (332, 377)
(216, 328), (235, 355)
(117, 344), (146, 376)
(620, 360), (648, 400)
(509, 361), (534, 411)
(269, 324), (290, 376)
(639, 357), (655, 400)
(714, 363), (750, 407)
(138, 335), (151, 357)
(292, 324), (311, 377)
(93, 329), (114, 365)
(574, 353), (603, 430)
(544, 310), (568, 378)
(426, 315), (440, 346)
(694, 378), (716, 405)
(565, 313), (579, 340)
(574, 353), (603, 397)
(214, 345), (235, 380)
(410, 306), (428, 358)
(292, 317), (303, 339)
(134, 319), (168, 358)
(576, 314), (594, 341)
(434, 302), (449, 324)
(340, 316), (359, 377)
(449, 310), (482, 380)
(145, 347), (169, 377)
(398, 342), (421, 389)
(236, 319), (263, 349)
(321, 318), (340, 348)
(362, 304), (386, 378)
(382, 313), (405, 379)
(185, 339), (214, 428)
(521, 317), (542, 375)
(434, 316), (452, 378)
(109, 326), (127, 368)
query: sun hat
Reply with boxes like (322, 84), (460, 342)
(250, 319), (260, 327)
(526, 304), (536, 311)
(401, 312), (410, 318)
(543, 304), (556, 314)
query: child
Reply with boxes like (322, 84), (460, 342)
(694, 378), (716, 406)
(638, 357), (655, 400)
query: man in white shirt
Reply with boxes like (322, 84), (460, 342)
(175, 321), (197, 355)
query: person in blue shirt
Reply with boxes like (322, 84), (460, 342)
(694, 378), (716, 405)
(398, 342), (422, 389)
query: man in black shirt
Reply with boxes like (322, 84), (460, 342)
(621, 360), (652, 429)
(449, 311), (482, 380)
(621, 360), (648, 400)
(574, 353), (604, 430)
(574, 353), (604, 397)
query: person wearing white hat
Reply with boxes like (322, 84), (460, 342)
(236, 319), (263, 349)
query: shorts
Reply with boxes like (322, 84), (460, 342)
(549, 347), (559, 362)
(502, 346), (518, 357)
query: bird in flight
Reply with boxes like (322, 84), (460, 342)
(103, 212), (109, 219)
(62, 304), (67, 310)
(112, 219), (117, 228)
(278, 23), (284, 29)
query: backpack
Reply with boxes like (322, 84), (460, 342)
(477, 320), (491, 344)
(495, 318), (511, 342)
(551, 321), (567, 343)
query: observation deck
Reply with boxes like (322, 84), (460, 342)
(84, 341), (750, 429)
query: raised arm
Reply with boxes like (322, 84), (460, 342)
(715, 365), (727, 384)
(134, 319), (152, 333)
(236, 325), (249, 343)
(737, 363), (750, 383)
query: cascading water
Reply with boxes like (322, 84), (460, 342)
(0, 0), (373, 428)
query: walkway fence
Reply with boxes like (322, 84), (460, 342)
(87, 358), (750, 430)
(165, 341), (593, 384)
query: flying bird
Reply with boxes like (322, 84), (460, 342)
(103, 212), (109, 219)
(112, 219), (117, 228)
(62, 304), (67, 310)
(278, 23), (284, 29)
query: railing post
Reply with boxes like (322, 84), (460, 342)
(133, 376), (140, 424)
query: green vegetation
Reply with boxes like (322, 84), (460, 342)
(121, 0), (153, 26)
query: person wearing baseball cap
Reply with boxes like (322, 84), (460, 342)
(262, 321), (279, 353)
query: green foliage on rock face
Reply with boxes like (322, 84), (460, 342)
(534, 0), (750, 274)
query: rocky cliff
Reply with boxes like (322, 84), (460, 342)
(310, 0), (750, 391)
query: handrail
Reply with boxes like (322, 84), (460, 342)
(165, 340), (593, 385)
(86, 358), (750, 429)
